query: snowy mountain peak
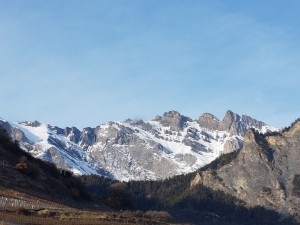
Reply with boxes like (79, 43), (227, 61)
(0, 110), (278, 181)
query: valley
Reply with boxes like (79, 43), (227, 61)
(0, 111), (299, 224)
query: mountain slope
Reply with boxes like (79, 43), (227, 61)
(0, 110), (277, 181)
(191, 119), (300, 217)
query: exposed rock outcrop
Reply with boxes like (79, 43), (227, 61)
(154, 110), (192, 131)
(197, 113), (219, 130)
(218, 110), (246, 135)
(192, 121), (300, 217)
(197, 110), (269, 136)
(223, 137), (243, 154)
(241, 115), (266, 130)
(0, 120), (31, 143)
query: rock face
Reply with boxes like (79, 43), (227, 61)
(218, 110), (246, 136)
(0, 110), (277, 181)
(197, 113), (219, 130)
(197, 110), (275, 153)
(154, 110), (192, 131)
(198, 110), (269, 136)
(223, 138), (243, 154)
(0, 120), (31, 143)
(241, 115), (266, 130)
(192, 121), (300, 217)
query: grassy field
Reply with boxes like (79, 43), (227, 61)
(0, 208), (172, 225)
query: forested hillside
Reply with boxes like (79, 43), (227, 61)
(81, 151), (299, 225)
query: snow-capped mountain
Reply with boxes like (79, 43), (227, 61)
(0, 110), (277, 181)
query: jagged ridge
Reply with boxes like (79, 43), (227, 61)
(0, 110), (277, 181)
(192, 120), (300, 218)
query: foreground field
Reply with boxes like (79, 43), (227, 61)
(0, 208), (173, 225)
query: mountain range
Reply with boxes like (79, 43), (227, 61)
(0, 110), (277, 181)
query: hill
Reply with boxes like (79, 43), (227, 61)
(0, 126), (174, 225)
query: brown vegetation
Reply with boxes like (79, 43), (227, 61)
(145, 210), (173, 223)
(15, 156), (27, 171)
(0, 208), (173, 225)
(105, 182), (130, 210)
(15, 207), (31, 216)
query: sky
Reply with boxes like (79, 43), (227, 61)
(0, 1), (300, 129)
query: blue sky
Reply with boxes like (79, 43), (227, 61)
(0, 1), (300, 129)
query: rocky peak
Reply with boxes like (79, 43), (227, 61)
(154, 110), (192, 131)
(65, 127), (81, 143)
(51, 126), (65, 135)
(218, 110), (246, 136)
(80, 127), (96, 149)
(241, 115), (266, 130)
(237, 128), (274, 163)
(243, 128), (256, 143)
(49, 125), (81, 144)
(163, 110), (182, 118)
(124, 118), (133, 123)
(219, 110), (241, 128)
(197, 110), (271, 137)
(129, 120), (153, 132)
(64, 126), (80, 135)
(197, 113), (220, 130)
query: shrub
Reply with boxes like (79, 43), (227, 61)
(15, 156), (39, 178)
(121, 210), (144, 218)
(16, 161), (27, 170)
(37, 209), (56, 217)
(15, 207), (31, 215)
(16, 156), (28, 170)
(145, 210), (173, 222)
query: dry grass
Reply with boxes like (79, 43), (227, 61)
(0, 208), (173, 225)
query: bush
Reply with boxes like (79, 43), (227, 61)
(15, 156), (39, 178)
(16, 156), (28, 171)
(15, 207), (31, 215)
(16, 161), (27, 170)
(145, 210), (173, 222)
(37, 209), (56, 217)
(121, 210), (144, 218)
